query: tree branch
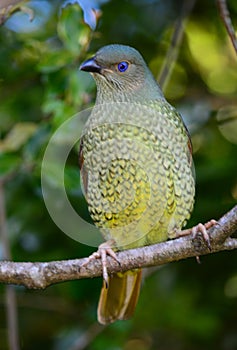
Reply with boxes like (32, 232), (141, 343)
(0, 0), (34, 27)
(158, 0), (196, 89)
(0, 205), (236, 289)
(217, 0), (237, 54)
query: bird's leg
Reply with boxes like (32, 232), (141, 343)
(82, 239), (119, 288)
(175, 219), (218, 250)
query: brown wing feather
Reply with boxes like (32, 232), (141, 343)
(187, 137), (193, 165)
(79, 137), (88, 198)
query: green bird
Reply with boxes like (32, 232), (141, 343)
(79, 44), (195, 325)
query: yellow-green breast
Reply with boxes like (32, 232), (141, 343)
(81, 100), (195, 250)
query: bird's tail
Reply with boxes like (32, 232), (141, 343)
(97, 269), (142, 325)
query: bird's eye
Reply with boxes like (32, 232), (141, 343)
(117, 61), (129, 72)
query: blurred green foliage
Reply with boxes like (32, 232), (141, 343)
(0, 0), (237, 349)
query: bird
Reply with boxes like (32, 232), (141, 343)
(79, 44), (196, 325)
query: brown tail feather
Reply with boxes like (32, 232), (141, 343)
(97, 269), (142, 325)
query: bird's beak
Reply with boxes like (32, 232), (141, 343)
(80, 57), (102, 73)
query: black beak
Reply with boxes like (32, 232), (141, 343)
(79, 57), (102, 73)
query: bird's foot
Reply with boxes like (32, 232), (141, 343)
(175, 219), (218, 251)
(82, 239), (119, 288)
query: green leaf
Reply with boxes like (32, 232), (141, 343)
(67, 70), (94, 106)
(57, 4), (91, 54)
(37, 49), (74, 73)
(0, 122), (37, 152)
(0, 153), (21, 178)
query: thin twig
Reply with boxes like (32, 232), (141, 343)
(0, 180), (20, 350)
(158, 0), (196, 89)
(69, 323), (105, 350)
(217, 0), (237, 54)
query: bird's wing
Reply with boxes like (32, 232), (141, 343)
(79, 136), (88, 198)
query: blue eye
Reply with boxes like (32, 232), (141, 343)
(117, 61), (129, 72)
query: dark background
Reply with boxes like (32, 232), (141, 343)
(0, 0), (237, 349)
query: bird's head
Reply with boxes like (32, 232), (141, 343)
(80, 44), (163, 103)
